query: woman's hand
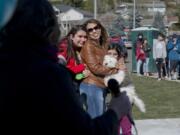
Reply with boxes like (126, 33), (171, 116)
(115, 58), (127, 71)
(117, 63), (127, 71)
(83, 69), (90, 78)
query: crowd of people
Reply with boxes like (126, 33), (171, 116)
(57, 18), (133, 134)
(134, 32), (180, 81)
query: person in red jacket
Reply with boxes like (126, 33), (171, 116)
(58, 25), (90, 97)
(58, 25), (87, 73)
(135, 33), (146, 76)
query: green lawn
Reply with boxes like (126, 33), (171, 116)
(131, 74), (180, 120)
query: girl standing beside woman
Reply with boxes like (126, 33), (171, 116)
(80, 19), (124, 118)
(57, 25), (90, 93)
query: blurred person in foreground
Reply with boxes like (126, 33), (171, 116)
(0, 0), (131, 134)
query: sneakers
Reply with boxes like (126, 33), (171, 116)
(157, 78), (162, 81)
(144, 73), (149, 76)
(170, 72), (177, 80)
(162, 76), (168, 80)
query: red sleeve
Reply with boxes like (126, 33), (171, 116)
(136, 47), (145, 60)
(136, 47), (141, 60)
(67, 59), (85, 74)
(58, 39), (85, 74)
(57, 39), (68, 58)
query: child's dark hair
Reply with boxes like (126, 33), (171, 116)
(108, 43), (128, 59)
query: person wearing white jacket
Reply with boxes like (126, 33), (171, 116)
(153, 34), (167, 80)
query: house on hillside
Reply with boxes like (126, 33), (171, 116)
(121, 2), (166, 15)
(53, 4), (93, 36)
(146, 2), (166, 15)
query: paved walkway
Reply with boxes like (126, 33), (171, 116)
(133, 118), (180, 135)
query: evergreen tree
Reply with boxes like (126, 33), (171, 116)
(108, 15), (125, 37)
(175, 6), (180, 24)
(98, 0), (115, 13)
(152, 12), (166, 34)
(128, 10), (143, 28)
(108, 10), (142, 37)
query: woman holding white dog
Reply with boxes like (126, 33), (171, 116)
(80, 19), (126, 118)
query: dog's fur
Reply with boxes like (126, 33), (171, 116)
(103, 55), (146, 113)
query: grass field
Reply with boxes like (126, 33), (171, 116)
(131, 74), (180, 120)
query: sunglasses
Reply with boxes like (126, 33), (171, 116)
(87, 25), (100, 33)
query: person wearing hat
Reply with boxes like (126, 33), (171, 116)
(167, 34), (180, 80)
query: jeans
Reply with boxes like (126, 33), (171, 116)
(155, 58), (166, 78)
(143, 58), (149, 73)
(136, 59), (143, 75)
(80, 82), (105, 118)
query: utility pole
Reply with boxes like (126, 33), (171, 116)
(133, 0), (136, 29)
(153, 0), (155, 20)
(94, 0), (97, 19)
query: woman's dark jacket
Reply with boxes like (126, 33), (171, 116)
(0, 41), (118, 135)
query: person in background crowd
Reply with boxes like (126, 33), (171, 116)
(178, 35), (180, 80)
(143, 38), (151, 76)
(0, 0), (131, 134)
(153, 33), (167, 81)
(165, 36), (171, 78)
(134, 33), (144, 54)
(57, 25), (90, 94)
(80, 19), (127, 118)
(167, 34), (180, 80)
(135, 33), (145, 76)
(136, 35), (146, 76)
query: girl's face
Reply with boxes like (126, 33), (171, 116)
(86, 23), (101, 40)
(144, 39), (147, 44)
(158, 35), (163, 41)
(107, 49), (118, 59)
(71, 30), (87, 48)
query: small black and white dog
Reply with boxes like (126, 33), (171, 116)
(103, 55), (146, 113)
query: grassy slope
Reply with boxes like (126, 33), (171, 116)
(131, 74), (180, 120)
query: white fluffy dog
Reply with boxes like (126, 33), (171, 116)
(103, 55), (146, 113)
